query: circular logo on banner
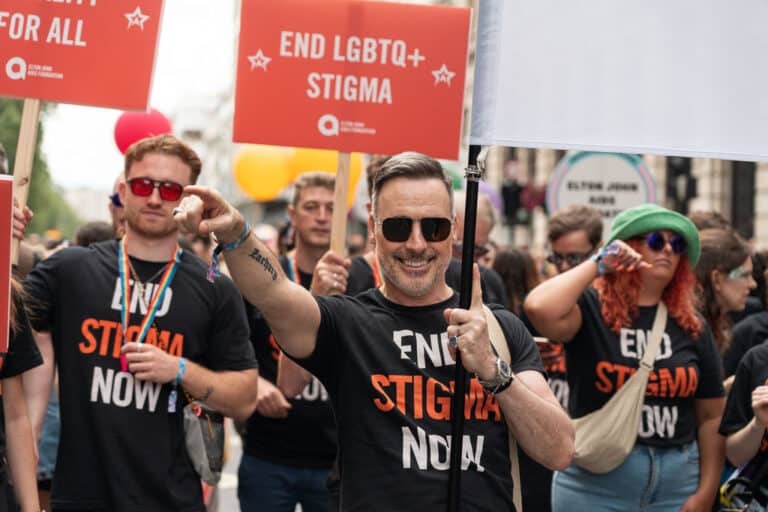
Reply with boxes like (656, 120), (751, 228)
(5, 57), (26, 80)
(546, 152), (657, 233)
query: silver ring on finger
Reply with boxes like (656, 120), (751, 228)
(172, 207), (184, 216)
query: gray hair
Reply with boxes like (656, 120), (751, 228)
(371, 152), (453, 216)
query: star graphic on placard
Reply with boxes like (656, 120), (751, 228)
(248, 49), (272, 71)
(125, 7), (150, 31)
(432, 64), (456, 86)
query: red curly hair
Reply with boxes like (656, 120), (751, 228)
(593, 239), (702, 338)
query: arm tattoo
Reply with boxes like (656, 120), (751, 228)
(248, 248), (278, 281)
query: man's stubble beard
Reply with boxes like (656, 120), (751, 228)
(124, 210), (177, 240)
(379, 250), (449, 298)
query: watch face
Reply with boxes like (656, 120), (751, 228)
(498, 359), (513, 379)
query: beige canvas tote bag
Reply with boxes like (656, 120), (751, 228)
(571, 302), (667, 473)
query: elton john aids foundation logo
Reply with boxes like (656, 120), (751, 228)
(5, 57), (26, 80)
(318, 114), (340, 137)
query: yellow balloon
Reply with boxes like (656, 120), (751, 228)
(289, 148), (364, 207)
(233, 145), (295, 202)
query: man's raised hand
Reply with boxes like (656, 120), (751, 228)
(443, 264), (497, 381)
(175, 186), (246, 244)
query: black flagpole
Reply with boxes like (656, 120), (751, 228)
(447, 144), (482, 512)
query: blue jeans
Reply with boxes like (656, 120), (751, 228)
(238, 454), (329, 512)
(552, 441), (700, 512)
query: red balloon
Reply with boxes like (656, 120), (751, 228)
(114, 108), (173, 154)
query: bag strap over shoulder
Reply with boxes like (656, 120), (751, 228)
(482, 305), (522, 512)
(483, 305), (511, 363)
(640, 302), (668, 370)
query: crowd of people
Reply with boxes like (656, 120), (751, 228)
(4, 134), (768, 511)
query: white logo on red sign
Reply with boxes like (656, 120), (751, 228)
(5, 56), (26, 80)
(318, 114), (340, 137)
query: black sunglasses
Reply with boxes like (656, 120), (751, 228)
(546, 249), (594, 267)
(127, 177), (184, 201)
(109, 192), (123, 208)
(378, 217), (452, 243)
(643, 231), (687, 255)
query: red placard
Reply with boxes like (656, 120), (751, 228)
(234, 0), (470, 160)
(0, 1), (163, 110)
(0, 176), (12, 363)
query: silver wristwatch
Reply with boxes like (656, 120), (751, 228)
(477, 357), (515, 395)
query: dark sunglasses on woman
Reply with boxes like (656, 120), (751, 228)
(377, 217), (452, 243)
(642, 231), (688, 255)
(127, 177), (184, 202)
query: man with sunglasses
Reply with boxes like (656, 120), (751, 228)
(176, 151), (574, 511)
(22, 135), (259, 512)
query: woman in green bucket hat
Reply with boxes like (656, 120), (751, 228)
(525, 204), (725, 511)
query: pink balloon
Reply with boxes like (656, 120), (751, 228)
(114, 108), (173, 154)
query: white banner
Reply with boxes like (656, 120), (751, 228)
(470, 0), (768, 162)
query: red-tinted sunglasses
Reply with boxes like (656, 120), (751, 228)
(127, 177), (184, 201)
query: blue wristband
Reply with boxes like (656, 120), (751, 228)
(175, 357), (187, 386)
(208, 223), (252, 283)
(590, 248), (606, 276)
(220, 222), (252, 253)
(590, 242), (619, 276)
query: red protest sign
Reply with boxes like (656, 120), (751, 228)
(0, 176), (12, 362)
(0, 1), (163, 110)
(234, 0), (470, 160)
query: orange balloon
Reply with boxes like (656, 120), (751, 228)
(289, 148), (364, 207)
(233, 145), (295, 202)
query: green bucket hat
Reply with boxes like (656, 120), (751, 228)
(606, 204), (700, 266)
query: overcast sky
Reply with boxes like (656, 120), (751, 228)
(41, 0), (238, 191)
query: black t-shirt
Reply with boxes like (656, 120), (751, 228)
(347, 255), (509, 308)
(719, 343), (768, 488)
(566, 288), (724, 447)
(723, 311), (768, 378)
(290, 289), (543, 511)
(3, 297), (43, 379)
(721, 343), (768, 437)
(24, 241), (257, 512)
(242, 255), (336, 468)
(0, 298), (44, 458)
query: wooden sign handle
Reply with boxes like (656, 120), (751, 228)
(330, 151), (351, 256)
(11, 99), (41, 265)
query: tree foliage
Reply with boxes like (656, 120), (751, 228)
(0, 98), (80, 239)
